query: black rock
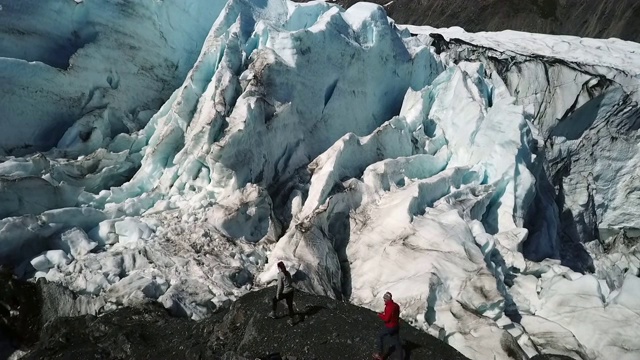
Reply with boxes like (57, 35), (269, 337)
(294, 0), (640, 43)
(11, 286), (469, 360)
(0, 269), (42, 358)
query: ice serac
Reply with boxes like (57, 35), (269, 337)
(406, 27), (640, 268)
(266, 47), (540, 359)
(0, 0), (224, 232)
(398, 26), (640, 359)
(1, 1), (640, 360)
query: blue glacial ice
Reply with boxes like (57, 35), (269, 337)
(1, 1), (640, 359)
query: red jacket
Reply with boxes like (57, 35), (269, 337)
(378, 300), (400, 328)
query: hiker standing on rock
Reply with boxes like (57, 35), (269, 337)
(374, 292), (403, 360)
(269, 261), (296, 321)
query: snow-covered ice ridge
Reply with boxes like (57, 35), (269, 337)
(1, 0), (640, 359)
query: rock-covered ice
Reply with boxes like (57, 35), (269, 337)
(2, 0), (640, 359)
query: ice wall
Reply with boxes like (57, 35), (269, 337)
(1, 1), (640, 359)
(0, 0), (223, 155)
(408, 27), (640, 274)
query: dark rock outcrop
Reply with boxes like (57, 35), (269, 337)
(297, 0), (640, 43)
(207, 289), (468, 360)
(0, 268), (40, 359)
(0, 268), (109, 359)
(3, 280), (469, 360)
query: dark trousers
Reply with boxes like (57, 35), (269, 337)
(272, 291), (295, 317)
(378, 326), (402, 358)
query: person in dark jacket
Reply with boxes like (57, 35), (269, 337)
(374, 292), (403, 360)
(269, 261), (295, 320)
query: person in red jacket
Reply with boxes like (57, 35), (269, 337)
(374, 292), (403, 360)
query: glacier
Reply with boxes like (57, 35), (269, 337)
(1, 0), (640, 359)
(0, 0), (224, 155)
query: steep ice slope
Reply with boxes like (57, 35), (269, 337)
(1, 1), (640, 359)
(0, 0), (223, 155)
(401, 26), (640, 271)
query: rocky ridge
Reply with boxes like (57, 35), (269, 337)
(0, 274), (576, 360)
(1, 273), (469, 360)
(301, 0), (640, 42)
